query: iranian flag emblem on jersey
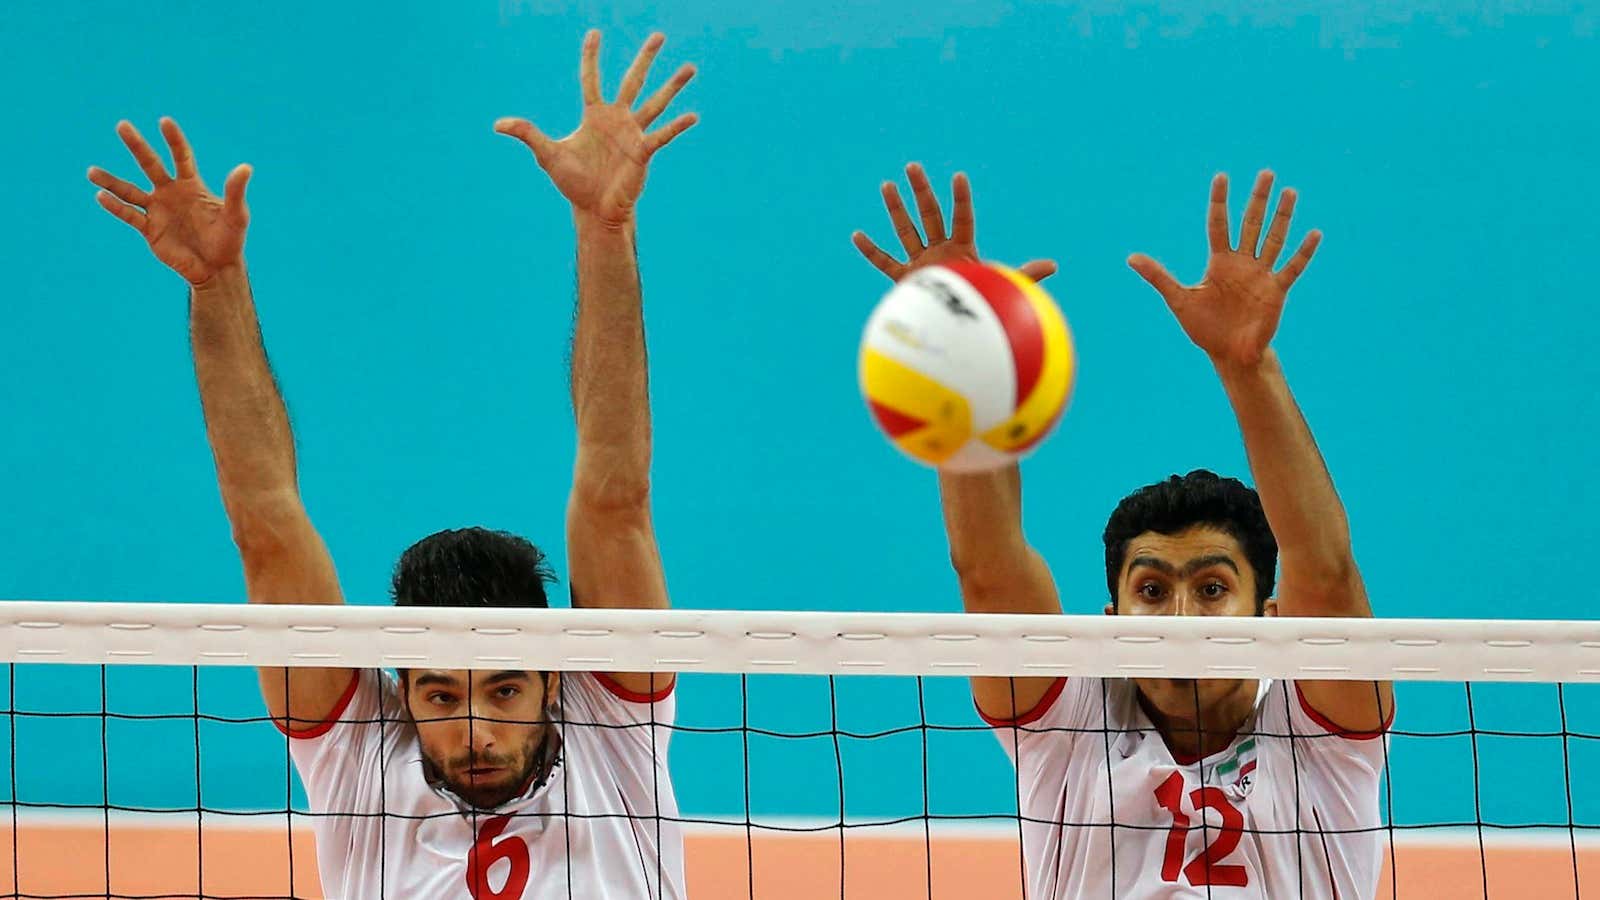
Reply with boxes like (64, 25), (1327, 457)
(1209, 738), (1258, 791)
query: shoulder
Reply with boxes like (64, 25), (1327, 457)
(561, 671), (674, 716)
(1258, 680), (1390, 739)
(988, 677), (1132, 769)
(1254, 680), (1391, 775)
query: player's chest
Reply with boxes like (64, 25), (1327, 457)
(1079, 735), (1304, 895)
(360, 781), (648, 899)
(1089, 730), (1299, 832)
(371, 807), (571, 900)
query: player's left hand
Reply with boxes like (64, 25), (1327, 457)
(1128, 171), (1321, 369)
(495, 31), (697, 229)
(852, 163), (1057, 283)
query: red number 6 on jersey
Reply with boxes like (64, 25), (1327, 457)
(467, 814), (531, 900)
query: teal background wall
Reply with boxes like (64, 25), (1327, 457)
(2, 1), (1598, 832)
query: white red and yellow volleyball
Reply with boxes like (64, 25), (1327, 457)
(859, 262), (1075, 472)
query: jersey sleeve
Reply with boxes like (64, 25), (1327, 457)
(984, 677), (1109, 763)
(558, 671), (676, 804)
(1258, 680), (1392, 832)
(281, 669), (403, 816)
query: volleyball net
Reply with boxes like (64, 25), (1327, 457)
(2, 601), (1599, 899)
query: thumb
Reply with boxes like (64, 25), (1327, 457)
(1127, 253), (1183, 305)
(494, 117), (555, 164)
(223, 164), (252, 227)
(1018, 259), (1058, 283)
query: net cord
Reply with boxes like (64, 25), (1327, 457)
(3, 603), (1599, 683)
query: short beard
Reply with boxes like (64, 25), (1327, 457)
(425, 729), (560, 811)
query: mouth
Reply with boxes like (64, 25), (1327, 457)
(465, 766), (505, 781)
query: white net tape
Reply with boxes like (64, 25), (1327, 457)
(3, 602), (1598, 899)
(2, 602), (1597, 682)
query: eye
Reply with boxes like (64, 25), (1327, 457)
(495, 685), (521, 700)
(427, 692), (457, 706)
(1137, 581), (1164, 601)
(1200, 581), (1228, 599)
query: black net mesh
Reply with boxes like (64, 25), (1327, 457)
(1, 663), (1597, 898)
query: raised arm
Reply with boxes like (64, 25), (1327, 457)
(89, 119), (349, 731)
(854, 165), (1063, 721)
(1129, 170), (1394, 733)
(496, 32), (696, 698)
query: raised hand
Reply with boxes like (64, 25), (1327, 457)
(1128, 171), (1321, 369)
(88, 118), (251, 286)
(495, 31), (697, 228)
(852, 164), (1057, 283)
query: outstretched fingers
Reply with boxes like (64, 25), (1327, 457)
(494, 117), (557, 165)
(1018, 260), (1058, 282)
(634, 64), (696, 127)
(222, 164), (252, 227)
(616, 33), (665, 106)
(950, 172), (975, 245)
(1260, 187), (1299, 265)
(86, 166), (149, 208)
(635, 63), (696, 128)
(1275, 229), (1322, 289)
(881, 181), (923, 256)
(1206, 172), (1231, 253)
(1128, 253), (1185, 306)
(1237, 170), (1274, 255)
(905, 163), (946, 244)
(159, 117), (200, 180)
(645, 112), (698, 154)
(116, 120), (171, 187)
(579, 30), (603, 105)
(95, 190), (148, 233)
(852, 231), (905, 279)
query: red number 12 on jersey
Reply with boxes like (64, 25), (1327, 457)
(467, 814), (531, 899)
(1154, 770), (1248, 888)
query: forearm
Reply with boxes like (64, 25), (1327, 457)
(939, 466), (1058, 615)
(188, 265), (302, 534)
(564, 213), (670, 638)
(1215, 350), (1364, 610)
(570, 214), (652, 506)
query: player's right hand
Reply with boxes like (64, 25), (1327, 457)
(851, 163), (1057, 284)
(495, 31), (697, 229)
(88, 118), (250, 287)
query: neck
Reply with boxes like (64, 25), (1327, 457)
(1138, 679), (1258, 762)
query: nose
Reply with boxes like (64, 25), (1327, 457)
(1170, 589), (1198, 617)
(461, 717), (501, 757)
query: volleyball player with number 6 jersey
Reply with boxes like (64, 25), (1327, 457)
(853, 168), (1396, 898)
(89, 30), (698, 900)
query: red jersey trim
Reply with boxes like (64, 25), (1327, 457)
(1294, 683), (1394, 740)
(978, 677), (1067, 728)
(272, 670), (362, 740)
(594, 672), (675, 704)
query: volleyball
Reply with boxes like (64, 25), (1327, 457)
(859, 262), (1076, 473)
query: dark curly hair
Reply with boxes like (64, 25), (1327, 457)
(1102, 470), (1276, 613)
(392, 527), (558, 610)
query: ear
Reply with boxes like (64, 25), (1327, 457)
(1262, 598), (1280, 617)
(1104, 600), (1116, 616)
(544, 671), (562, 709)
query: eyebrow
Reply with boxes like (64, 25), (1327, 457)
(412, 670), (530, 689)
(1126, 554), (1241, 579)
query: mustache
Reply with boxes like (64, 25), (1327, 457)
(446, 750), (519, 770)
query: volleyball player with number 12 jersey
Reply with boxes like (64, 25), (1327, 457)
(89, 29), (700, 900)
(853, 166), (1395, 898)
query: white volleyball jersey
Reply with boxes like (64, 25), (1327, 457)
(989, 678), (1389, 900)
(283, 669), (684, 900)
